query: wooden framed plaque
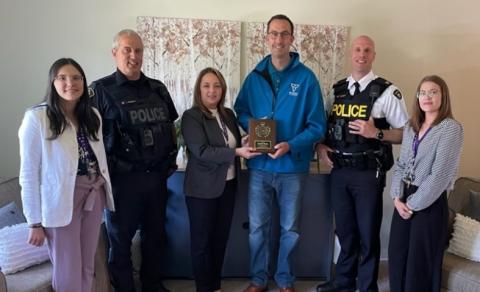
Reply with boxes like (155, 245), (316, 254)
(249, 119), (276, 153)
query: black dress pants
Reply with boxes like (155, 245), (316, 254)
(388, 189), (448, 292)
(106, 171), (168, 292)
(185, 179), (237, 292)
(331, 168), (384, 292)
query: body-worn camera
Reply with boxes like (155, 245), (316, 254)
(333, 119), (345, 141)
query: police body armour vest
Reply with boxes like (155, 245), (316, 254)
(327, 77), (391, 153)
(112, 86), (175, 166)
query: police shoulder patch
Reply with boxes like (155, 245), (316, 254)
(393, 89), (402, 100)
(88, 87), (95, 98)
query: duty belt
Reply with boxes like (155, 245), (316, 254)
(330, 149), (382, 172)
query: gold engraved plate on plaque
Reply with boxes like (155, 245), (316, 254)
(249, 119), (276, 153)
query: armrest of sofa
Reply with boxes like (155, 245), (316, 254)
(0, 271), (7, 292)
(0, 178), (22, 212)
(447, 177), (480, 241)
(448, 177), (480, 214)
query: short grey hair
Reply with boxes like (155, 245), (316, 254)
(112, 29), (141, 49)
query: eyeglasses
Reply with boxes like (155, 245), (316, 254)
(54, 75), (83, 83)
(267, 31), (292, 38)
(416, 89), (440, 99)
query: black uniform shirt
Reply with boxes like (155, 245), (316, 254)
(90, 70), (178, 155)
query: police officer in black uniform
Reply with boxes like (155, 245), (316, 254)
(316, 35), (408, 292)
(90, 29), (178, 292)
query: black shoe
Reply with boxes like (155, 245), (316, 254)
(143, 282), (171, 292)
(316, 281), (353, 292)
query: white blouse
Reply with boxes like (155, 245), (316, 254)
(211, 108), (237, 180)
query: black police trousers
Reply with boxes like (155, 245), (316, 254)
(105, 171), (168, 292)
(330, 167), (384, 292)
(388, 187), (448, 292)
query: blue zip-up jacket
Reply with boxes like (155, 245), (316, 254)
(234, 52), (326, 173)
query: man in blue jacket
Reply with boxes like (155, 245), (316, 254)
(234, 14), (326, 292)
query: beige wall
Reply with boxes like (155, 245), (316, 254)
(1, 0), (478, 178)
(1, 0), (479, 257)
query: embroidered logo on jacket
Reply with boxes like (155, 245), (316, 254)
(289, 83), (300, 96)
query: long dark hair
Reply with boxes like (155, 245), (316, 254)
(192, 67), (228, 119)
(45, 58), (99, 140)
(410, 75), (453, 133)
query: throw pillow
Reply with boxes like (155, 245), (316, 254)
(0, 223), (49, 274)
(0, 201), (26, 229)
(447, 213), (480, 262)
(447, 207), (456, 244)
(463, 190), (480, 222)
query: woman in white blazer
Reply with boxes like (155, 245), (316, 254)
(18, 58), (115, 292)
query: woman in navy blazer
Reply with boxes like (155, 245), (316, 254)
(181, 67), (259, 292)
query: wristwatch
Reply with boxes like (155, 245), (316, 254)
(376, 129), (384, 140)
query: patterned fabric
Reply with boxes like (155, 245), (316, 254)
(448, 213), (480, 262)
(137, 17), (348, 115)
(137, 17), (241, 116)
(390, 118), (464, 211)
(76, 129), (99, 178)
(0, 223), (49, 274)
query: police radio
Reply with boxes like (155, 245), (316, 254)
(143, 128), (154, 147)
(369, 84), (381, 107)
(333, 119), (345, 141)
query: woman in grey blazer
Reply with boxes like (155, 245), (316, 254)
(181, 67), (259, 292)
(388, 75), (463, 292)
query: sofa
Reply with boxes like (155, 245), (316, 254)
(0, 177), (112, 292)
(442, 177), (480, 291)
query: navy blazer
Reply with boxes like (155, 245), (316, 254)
(181, 107), (241, 199)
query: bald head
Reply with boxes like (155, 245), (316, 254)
(352, 35), (375, 50)
(350, 35), (376, 79)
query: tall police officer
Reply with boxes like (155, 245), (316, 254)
(316, 35), (408, 292)
(90, 29), (178, 292)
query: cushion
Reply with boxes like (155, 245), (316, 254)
(0, 202), (26, 229)
(447, 207), (456, 244)
(0, 223), (50, 274)
(447, 213), (480, 262)
(463, 190), (480, 222)
(442, 252), (480, 292)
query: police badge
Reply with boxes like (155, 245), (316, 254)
(249, 119), (276, 153)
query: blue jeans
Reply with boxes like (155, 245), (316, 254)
(248, 169), (306, 288)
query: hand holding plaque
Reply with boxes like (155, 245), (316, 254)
(248, 119), (276, 153)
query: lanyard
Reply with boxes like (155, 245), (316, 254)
(412, 127), (432, 157)
(218, 115), (229, 146)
